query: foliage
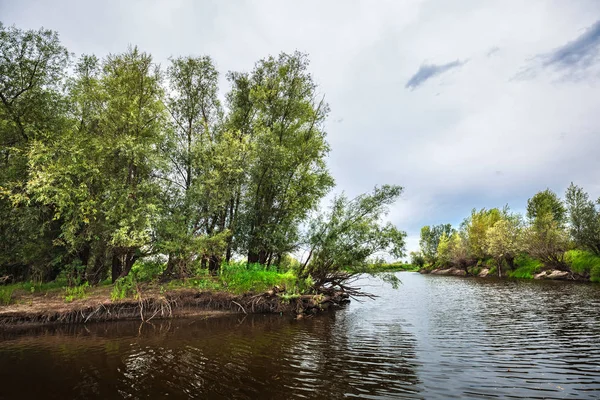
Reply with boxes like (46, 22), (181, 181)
(527, 189), (566, 227)
(64, 282), (90, 303)
(409, 251), (425, 269)
(506, 254), (542, 279)
(419, 224), (454, 264)
(463, 208), (502, 260)
(565, 249), (600, 277)
(565, 183), (600, 255)
(0, 287), (14, 305)
(485, 211), (524, 277)
(220, 262), (296, 294)
(300, 185), (406, 287)
(0, 22), (406, 298)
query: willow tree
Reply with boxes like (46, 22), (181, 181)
(235, 52), (334, 266)
(28, 48), (168, 282)
(300, 185), (406, 294)
(525, 189), (569, 269)
(0, 23), (70, 280)
(565, 183), (600, 256)
(159, 55), (238, 276)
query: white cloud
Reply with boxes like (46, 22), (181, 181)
(2, 0), (600, 255)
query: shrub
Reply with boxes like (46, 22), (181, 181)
(565, 249), (600, 276)
(64, 282), (90, 303)
(111, 275), (137, 301)
(130, 259), (165, 282)
(507, 254), (542, 279)
(0, 287), (14, 305)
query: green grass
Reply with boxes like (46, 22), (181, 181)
(365, 263), (420, 272)
(507, 254), (542, 279)
(64, 282), (90, 303)
(565, 249), (600, 282)
(220, 262), (297, 294)
(0, 287), (14, 305)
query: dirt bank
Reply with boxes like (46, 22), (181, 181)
(0, 286), (349, 329)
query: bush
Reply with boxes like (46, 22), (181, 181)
(111, 275), (137, 301)
(130, 259), (165, 282)
(220, 262), (296, 294)
(0, 287), (14, 305)
(565, 249), (600, 277)
(64, 282), (90, 302)
(506, 254), (542, 279)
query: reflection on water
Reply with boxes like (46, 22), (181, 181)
(1, 273), (599, 399)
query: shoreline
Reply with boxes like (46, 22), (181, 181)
(419, 267), (591, 281)
(0, 286), (349, 330)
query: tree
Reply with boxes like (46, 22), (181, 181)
(236, 52), (334, 265)
(409, 251), (425, 269)
(0, 23), (70, 280)
(525, 190), (569, 270)
(527, 189), (566, 227)
(485, 212), (524, 277)
(27, 48), (169, 282)
(299, 185), (406, 293)
(419, 224), (454, 264)
(159, 55), (235, 276)
(462, 208), (502, 261)
(565, 183), (600, 255)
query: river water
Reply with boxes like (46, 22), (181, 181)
(1, 272), (600, 399)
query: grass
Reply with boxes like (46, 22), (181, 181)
(507, 254), (542, 279)
(365, 263), (420, 273)
(565, 249), (600, 282)
(0, 287), (14, 305)
(219, 262), (297, 294)
(64, 282), (90, 303)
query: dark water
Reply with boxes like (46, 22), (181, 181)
(1, 273), (600, 399)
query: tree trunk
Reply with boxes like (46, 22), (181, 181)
(111, 250), (123, 283)
(208, 255), (220, 274)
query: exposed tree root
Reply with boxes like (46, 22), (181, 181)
(0, 288), (351, 329)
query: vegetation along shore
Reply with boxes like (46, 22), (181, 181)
(0, 23), (406, 326)
(411, 186), (600, 282)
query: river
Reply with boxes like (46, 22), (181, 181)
(1, 272), (599, 399)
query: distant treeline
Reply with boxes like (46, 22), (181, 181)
(0, 23), (405, 288)
(412, 186), (600, 281)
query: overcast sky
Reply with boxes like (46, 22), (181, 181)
(2, 0), (600, 255)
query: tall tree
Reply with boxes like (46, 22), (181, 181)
(419, 223), (454, 264)
(565, 183), (600, 255)
(159, 55), (232, 276)
(0, 23), (70, 280)
(237, 52), (334, 265)
(525, 189), (569, 269)
(28, 48), (169, 282)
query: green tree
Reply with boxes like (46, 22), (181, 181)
(462, 208), (502, 261)
(159, 55), (235, 276)
(565, 183), (600, 255)
(27, 48), (169, 282)
(525, 190), (569, 269)
(236, 52), (334, 265)
(300, 185), (406, 291)
(0, 23), (70, 280)
(485, 212), (524, 277)
(527, 189), (566, 227)
(419, 223), (454, 264)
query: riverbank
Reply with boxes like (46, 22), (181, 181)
(419, 266), (590, 281)
(0, 282), (350, 329)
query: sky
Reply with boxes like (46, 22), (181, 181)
(2, 0), (600, 256)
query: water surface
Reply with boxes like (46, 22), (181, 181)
(1, 272), (600, 399)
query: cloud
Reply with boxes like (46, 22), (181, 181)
(405, 60), (466, 90)
(541, 20), (600, 70)
(486, 46), (500, 57)
(3, 0), (600, 258)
